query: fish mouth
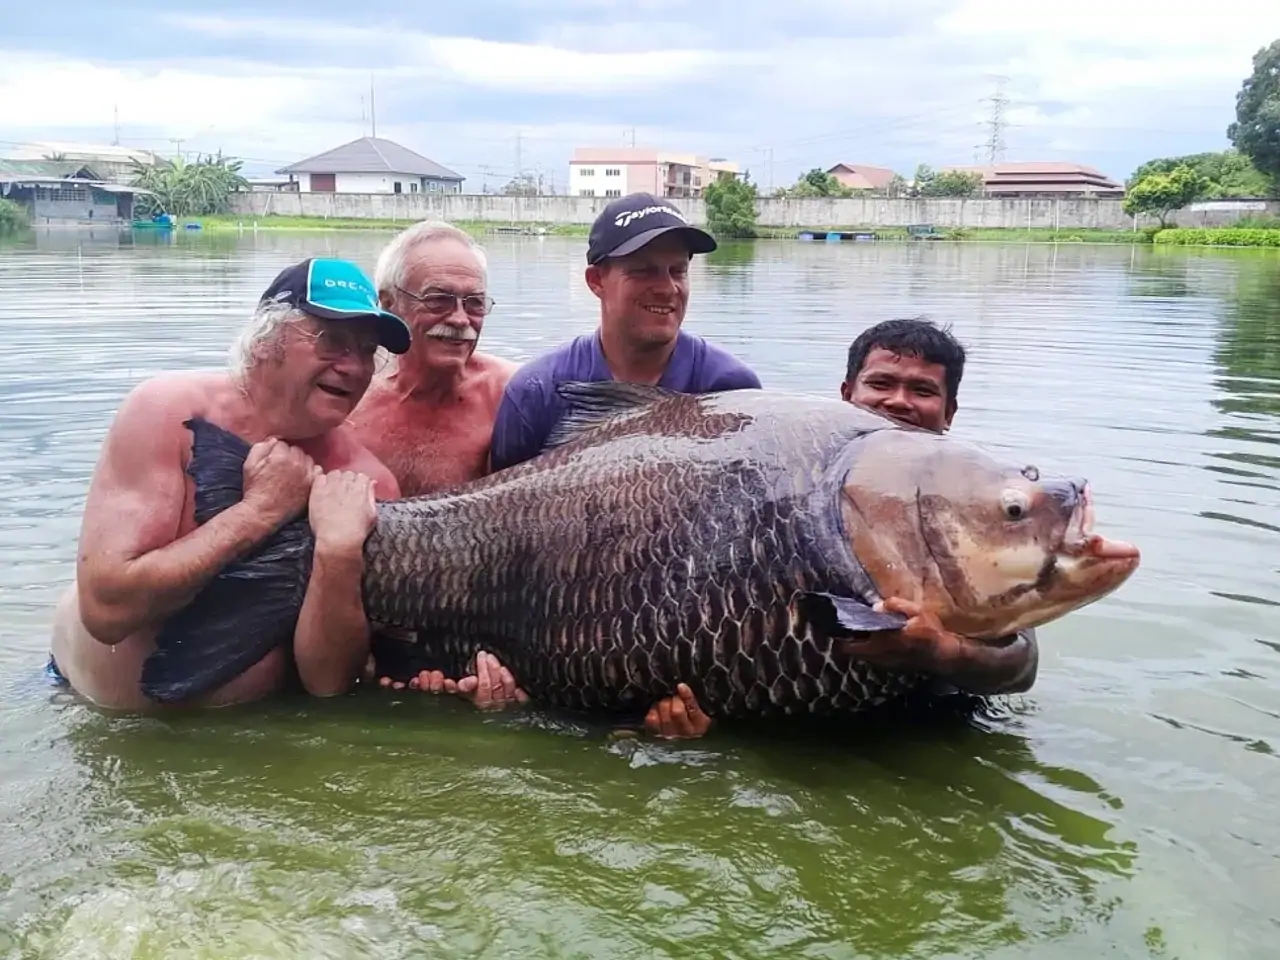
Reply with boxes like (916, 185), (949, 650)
(1060, 483), (1141, 562)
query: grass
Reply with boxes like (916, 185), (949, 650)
(180, 214), (1278, 249)
(191, 214), (1153, 245)
(754, 224), (1152, 244)
(190, 214), (589, 237)
(1152, 227), (1280, 248)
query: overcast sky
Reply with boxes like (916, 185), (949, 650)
(3, 0), (1278, 190)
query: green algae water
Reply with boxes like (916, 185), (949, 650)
(0, 229), (1276, 959)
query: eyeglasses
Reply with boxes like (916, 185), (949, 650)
(395, 285), (495, 318)
(294, 324), (381, 361)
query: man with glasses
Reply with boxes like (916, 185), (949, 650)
(347, 221), (526, 705)
(48, 258), (410, 711)
(348, 221), (517, 500)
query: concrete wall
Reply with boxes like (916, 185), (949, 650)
(226, 191), (1280, 230)
(299, 172), (462, 195)
(230, 191), (697, 224)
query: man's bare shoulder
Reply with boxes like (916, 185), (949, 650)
(107, 371), (235, 437)
(467, 352), (521, 393)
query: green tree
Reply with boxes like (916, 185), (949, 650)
(1227, 38), (1280, 187)
(501, 173), (539, 196)
(704, 175), (758, 238)
(1122, 165), (1212, 226)
(1128, 150), (1271, 198)
(920, 169), (985, 197)
(775, 168), (855, 199)
(0, 197), (29, 234)
(130, 152), (249, 217)
(912, 163), (936, 196)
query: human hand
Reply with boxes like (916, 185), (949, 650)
(402, 651), (530, 710)
(840, 596), (966, 673)
(643, 683), (712, 739)
(308, 470), (377, 555)
(241, 437), (319, 528)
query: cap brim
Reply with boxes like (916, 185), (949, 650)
(302, 303), (412, 355)
(597, 224), (718, 262)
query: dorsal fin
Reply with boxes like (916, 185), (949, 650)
(543, 380), (677, 452)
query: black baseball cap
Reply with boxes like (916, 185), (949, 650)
(586, 192), (717, 265)
(259, 257), (412, 354)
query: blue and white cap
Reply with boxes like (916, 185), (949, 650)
(259, 257), (412, 354)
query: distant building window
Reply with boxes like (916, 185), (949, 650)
(605, 168), (620, 177)
(36, 185), (88, 202)
(604, 189), (621, 197)
(394, 181), (403, 194)
(410, 182), (418, 193)
(578, 167), (596, 176)
(580, 189), (596, 197)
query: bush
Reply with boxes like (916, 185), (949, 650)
(1153, 228), (1280, 247)
(0, 198), (28, 234)
(704, 177), (759, 239)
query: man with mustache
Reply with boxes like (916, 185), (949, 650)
(348, 221), (518, 499)
(48, 258), (410, 710)
(347, 221), (525, 707)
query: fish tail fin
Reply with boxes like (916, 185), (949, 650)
(140, 417), (315, 704)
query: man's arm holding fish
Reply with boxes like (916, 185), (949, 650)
(862, 597), (1038, 695)
(75, 381), (317, 644)
(291, 469), (388, 697)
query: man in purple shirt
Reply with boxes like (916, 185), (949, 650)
(489, 192), (761, 473)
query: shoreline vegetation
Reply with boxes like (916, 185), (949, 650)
(182, 215), (1280, 248)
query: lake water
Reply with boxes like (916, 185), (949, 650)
(0, 228), (1276, 959)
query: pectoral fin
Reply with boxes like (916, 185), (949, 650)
(799, 592), (908, 637)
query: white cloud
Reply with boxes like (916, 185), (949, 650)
(161, 13), (737, 94)
(936, 0), (1280, 49)
(0, 53), (312, 132)
(3, 1), (1273, 187)
(422, 37), (730, 92)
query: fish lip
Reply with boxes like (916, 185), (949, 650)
(1060, 483), (1141, 562)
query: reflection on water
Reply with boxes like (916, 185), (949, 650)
(0, 228), (1276, 958)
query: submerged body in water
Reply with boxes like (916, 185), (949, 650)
(141, 384), (1141, 719)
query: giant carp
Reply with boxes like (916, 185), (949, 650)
(141, 383), (1141, 716)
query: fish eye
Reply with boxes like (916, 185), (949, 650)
(1021, 465), (1040, 482)
(1000, 489), (1031, 521)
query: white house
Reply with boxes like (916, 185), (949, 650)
(277, 137), (464, 195)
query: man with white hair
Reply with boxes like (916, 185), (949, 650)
(347, 221), (528, 706)
(347, 220), (519, 498)
(48, 257), (407, 711)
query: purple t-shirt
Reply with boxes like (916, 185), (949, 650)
(490, 329), (762, 472)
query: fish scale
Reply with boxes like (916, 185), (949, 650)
(358, 390), (921, 718)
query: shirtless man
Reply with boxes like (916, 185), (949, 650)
(347, 220), (517, 498)
(48, 257), (407, 711)
(345, 221), (525, 705)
